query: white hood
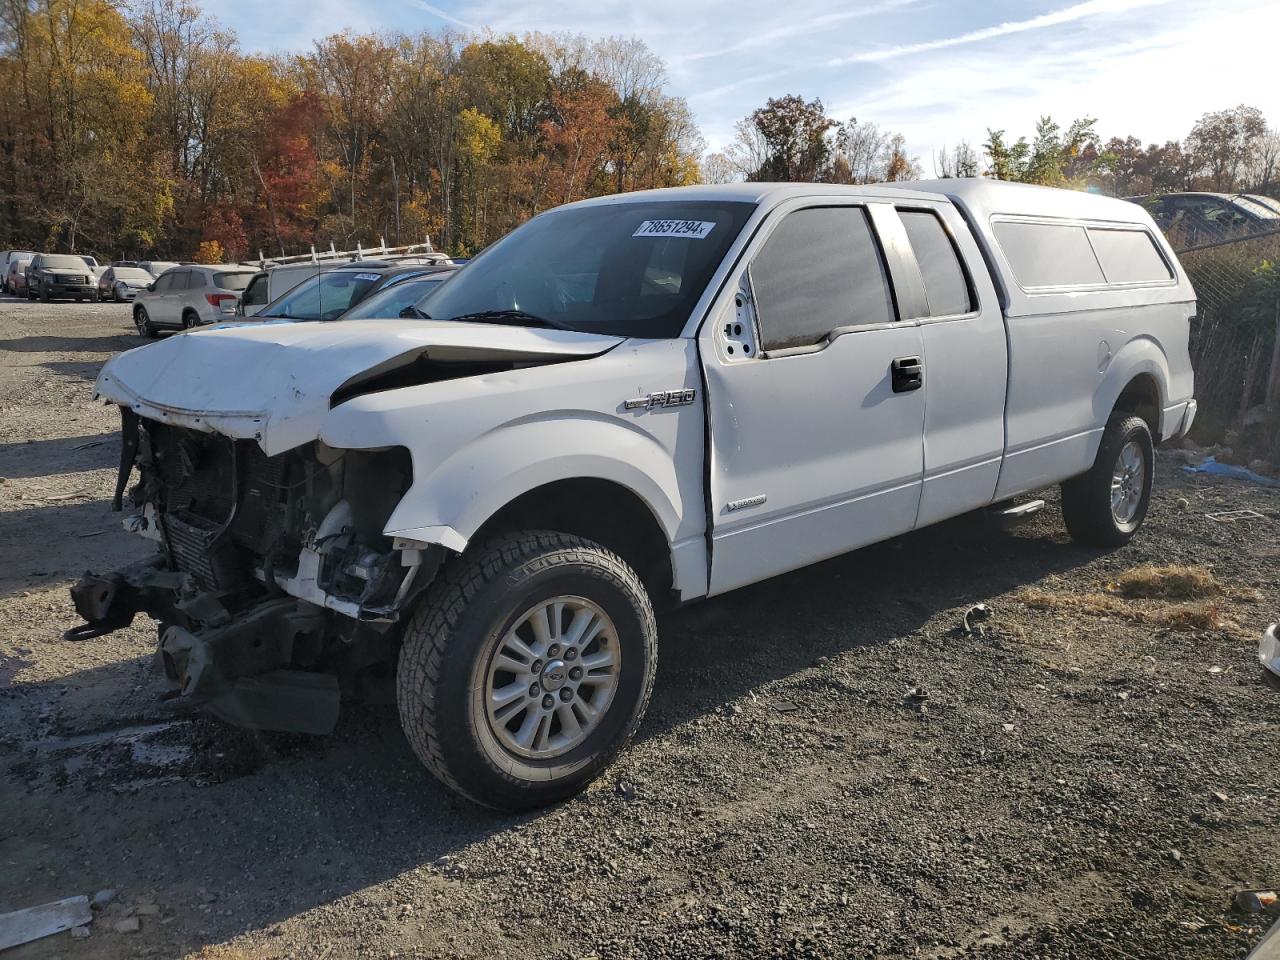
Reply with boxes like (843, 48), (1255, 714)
(96, 319), (622, 455)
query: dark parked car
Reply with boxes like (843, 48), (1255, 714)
(240, 263), (457, 322)
(331, 266), (458, 320)
(26, 253), (97, 301)
(98, 266), (154, 302)
(1129, 192), (1280, 248)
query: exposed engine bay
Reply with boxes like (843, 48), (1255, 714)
(67, 408), (441, 733)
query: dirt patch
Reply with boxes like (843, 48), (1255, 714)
(1, 295), (1278, 960)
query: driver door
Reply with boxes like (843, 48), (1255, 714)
(700, 201), (927, 595)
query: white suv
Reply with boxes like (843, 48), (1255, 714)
(131, 265), (258, 337)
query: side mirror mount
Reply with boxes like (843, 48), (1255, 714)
(146, 283), (155, 292)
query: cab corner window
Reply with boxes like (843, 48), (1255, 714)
(900, 210), (974, 317)
(751, 206), (895, 353)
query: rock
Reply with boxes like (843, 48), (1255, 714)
(1176, 497), (1191, 512)
(1211, 791), (1228, 804)
(91, 889), (116, 910)
(904, 686), (929, 703)
(1234, 890), (1277, 913)
(114, 917), (141, 934)
(70, 925), (91, 939)
(134, 904), (160, 917)
(1168, 849), (1182, 864)
(615, 780), (636, 801)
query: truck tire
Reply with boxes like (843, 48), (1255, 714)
(1061, 414), (1154, 547)
(397, 531), (657, 811)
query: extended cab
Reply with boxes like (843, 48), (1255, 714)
(68, 180), (1196, 810)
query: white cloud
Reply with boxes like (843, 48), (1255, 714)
(828, 0), (1174, 65)
(408, 0), (482, 30)
(671, 0), (920, 65)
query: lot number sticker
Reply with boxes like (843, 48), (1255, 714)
(633, 220), (716, 239)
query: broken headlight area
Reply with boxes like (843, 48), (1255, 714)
(67, 411), (441, 731)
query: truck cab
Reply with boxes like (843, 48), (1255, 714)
(69, 180), (1195, 810)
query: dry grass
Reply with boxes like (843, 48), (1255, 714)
(1017, 566), (1238, 633)
(1110, 564), (1223, 600)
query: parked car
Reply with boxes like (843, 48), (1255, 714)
(1129, 192), (1280, 248)
(241, 263), (451, 322)
(335, 266), (459, 320)
(131, 265), (258, 336)
(70, 180), (1196, 811)
(236, 261), (387, 318)
(4, 255), (32, 295)
(97, 266), (154, 303)
(138, 260), (180, 278)
(111, 260), (140, 268)
(2, 249), (38, 279)
(26, 253), (97, 301)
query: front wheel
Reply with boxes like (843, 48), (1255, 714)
(397, 532), (657, 811)
(134, 307), (156, 339)
(1061, 414), (1154, 547)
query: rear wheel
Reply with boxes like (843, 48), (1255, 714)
(181, 309), (198, 330)
(1061, 414), (1154, 547)
(397, 531), (657, 811)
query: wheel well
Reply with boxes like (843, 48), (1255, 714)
(470, 479), (675, 608)
(1114, 374), (1161, 441)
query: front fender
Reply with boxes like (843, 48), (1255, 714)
(381, 414), (686, 550)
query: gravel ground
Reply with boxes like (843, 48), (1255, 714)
(1, 293), (1278, 960)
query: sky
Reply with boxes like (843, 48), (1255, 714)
(209, 0), (1280, 170)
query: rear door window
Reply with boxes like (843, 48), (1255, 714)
(214, 272), (255, 291)
(992, 220), (1104, 289)
(1087, 228), (1172, 284)
(751, 206), (896, 352)
(899, 210), (973, 316)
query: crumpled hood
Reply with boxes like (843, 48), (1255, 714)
(96, 319), (622, 455)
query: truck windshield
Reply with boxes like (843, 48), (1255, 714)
(419, 200), (755, 338)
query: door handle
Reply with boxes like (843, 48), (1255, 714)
(891, 356), (923, 393)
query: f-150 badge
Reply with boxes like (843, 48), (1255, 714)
(624, 388), (696, 411)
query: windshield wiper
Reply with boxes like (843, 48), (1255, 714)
(445, 309), (572, 330)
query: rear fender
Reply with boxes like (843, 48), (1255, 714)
(1090, 336), (1169, 457)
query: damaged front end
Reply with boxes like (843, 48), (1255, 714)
(68, 408), (442, 733)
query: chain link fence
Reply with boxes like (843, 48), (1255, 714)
(1159, 199), (1280, 468)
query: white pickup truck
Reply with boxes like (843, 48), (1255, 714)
(69, 179), (1196, 810)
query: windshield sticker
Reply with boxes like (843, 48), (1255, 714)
(352, 273), (382, 282)
(633, 219), (716, 239)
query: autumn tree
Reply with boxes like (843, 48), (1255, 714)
(1187, 105), (1267, 191)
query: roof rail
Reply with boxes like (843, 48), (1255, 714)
(251, 237), (436, 269)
